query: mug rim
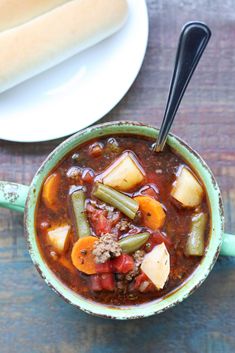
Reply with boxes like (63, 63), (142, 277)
(24, 121), (224, 319)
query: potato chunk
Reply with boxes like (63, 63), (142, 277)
(47, 225), (70, 254)
(102, 152), (144, 191)
(141, 243), (170, 289)
(171, 167), (204, 208)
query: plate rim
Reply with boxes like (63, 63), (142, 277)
(0, 0), (149, 143)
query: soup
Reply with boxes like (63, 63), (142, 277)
(35, 135), (210, 306)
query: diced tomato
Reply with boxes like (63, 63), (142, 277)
(90, 275), (102, 291)
(134, 272), (148, 289)
(112, 254), (134, 274)
(96, 214), (112, 235)
(96, 260), (113, 273)
(134, 272), (155, 292)
(143, 282), (156, 293)
(152, 232), (172, 246)
(86, 204), (112, 236)
(100, 273), (115, 291)
(90, 273), (115, 291)
(145, 232), (172, 252)
(82, 169), (94, 183)
(87, 203), (121, 236)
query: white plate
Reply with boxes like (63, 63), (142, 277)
(0, 0), (148, 142)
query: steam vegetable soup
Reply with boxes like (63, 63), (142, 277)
(36, 135), (210, 305)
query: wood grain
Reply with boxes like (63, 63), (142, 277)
(0, 0), (235, 352)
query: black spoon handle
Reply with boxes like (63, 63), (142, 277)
(154, 22), (211, 152)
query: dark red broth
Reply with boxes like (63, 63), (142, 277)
(35, 135), (210, 306)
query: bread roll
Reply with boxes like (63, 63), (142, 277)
(0, 0), (128, 93)
(0, 0), (72, 32)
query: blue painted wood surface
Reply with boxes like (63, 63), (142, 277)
(1, 0), (235, 352)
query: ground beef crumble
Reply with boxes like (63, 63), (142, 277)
(125, 250), (146, 281)
(92, 233), (122, 264)
(89, 199), (114, 212)
(116, 219), (132, 231)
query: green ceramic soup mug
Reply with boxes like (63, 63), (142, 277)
(0, 121), (235, 320)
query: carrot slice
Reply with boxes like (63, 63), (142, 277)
(42, 172), (61, 211)
(134, 195), (166, 230)
(71, 236), (97, 275)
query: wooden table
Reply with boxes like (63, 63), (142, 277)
(1, 1), (235, 352)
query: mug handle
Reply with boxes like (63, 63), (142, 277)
(220, 233), (235, 257)
(1, 181), (235, 256)
(0, 181), (29, 213)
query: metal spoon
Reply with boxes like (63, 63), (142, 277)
(153, 22), (211, 152)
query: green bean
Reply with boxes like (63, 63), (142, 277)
(71, 190), (91, 238)
(92, 183), (139, 219)
(184, 212), (207, 256)
(118, 232), (150, 253)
